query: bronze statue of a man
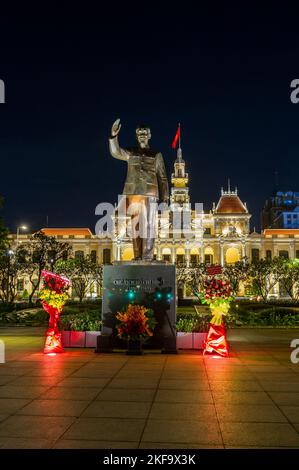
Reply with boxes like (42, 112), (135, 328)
(109, 119), (169, 261)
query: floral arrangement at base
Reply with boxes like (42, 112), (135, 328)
(39, 270), (71, 354)
(199, 272), (235, 357)
(115, 304), (157, 342)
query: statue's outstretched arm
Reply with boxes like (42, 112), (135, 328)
(109, 118), (129, 161)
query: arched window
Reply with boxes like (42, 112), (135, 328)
(279, 250), (289, 259)
(226, 247), (240, 264)
(251, 248), (260, 263)
(90, 250), (97, 263)
(122, 247), (133, 261)
(162, 247), (171, 262)
(204, 247), (214, 265)
(176, 247), (185, 265)
(103, 248), (111, 264)
(75, 250), (84, 259)
(190, 247), (199, 266)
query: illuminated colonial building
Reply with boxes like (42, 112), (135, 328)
(11, 147), (299, 298)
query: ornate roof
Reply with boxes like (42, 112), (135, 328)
(41, 228), (92, 236)
(215, 190), (248, 214)
(264, 229), (299, 236)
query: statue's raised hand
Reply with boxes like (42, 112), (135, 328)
(111, 118), (121, 137)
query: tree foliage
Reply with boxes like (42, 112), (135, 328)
(0, 196), (9, 254)
(222, 259), (249, 294)
(276, 258), (299, 300)
(247, 257), (283, 301)
(176, 263), (207, 300)
(55, 255), (103, 302)
(19, 231), (72, 305)
(0, 251), (22, 303)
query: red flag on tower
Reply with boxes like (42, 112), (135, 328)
(172, 124), (181, 149)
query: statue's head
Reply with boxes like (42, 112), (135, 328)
(136, 124), (151, 148)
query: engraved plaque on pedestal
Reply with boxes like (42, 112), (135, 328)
(101, 262), (176, 352)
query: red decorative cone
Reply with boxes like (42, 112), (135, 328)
(203, 321), (229, 357)
(42, 301), (64, 354)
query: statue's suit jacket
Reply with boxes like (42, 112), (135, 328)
(109, 135), (169, 201)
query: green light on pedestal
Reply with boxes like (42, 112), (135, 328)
(127, 290), (135, 300)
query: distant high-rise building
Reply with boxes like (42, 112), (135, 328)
(261, 191), (299, 229)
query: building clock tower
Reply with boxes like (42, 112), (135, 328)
(170, 147), (190, 206)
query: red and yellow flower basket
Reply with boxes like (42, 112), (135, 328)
(39, 270), (71, 354)
(116, 304), (157, 354)
(199, 273), (235, 357)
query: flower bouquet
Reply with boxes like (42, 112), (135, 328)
(39, 270), (71, 354)
(199, 273), (234, 357)
(115, 304), (156, 355)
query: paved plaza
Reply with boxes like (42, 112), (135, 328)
(0, 328), (299, 449)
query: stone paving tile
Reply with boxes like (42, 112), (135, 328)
(268, 392), (299, 406)
(158, 379), (210, 390)
(161, 372), (207, 380)
(45, 387), (101, 401)
(0, 437), (54, 449)
(0, 398), (31, 414)
(0, 367), (32, 376)
(162, 365), (207, 371)
(225, 445), (299, 449)
(121, 363), (164, 369)
(107, 378), (159, 389)
(56, 377), (110, 388)
(212, 390), (273, 405)
(24, 369), (76, 378)
(0, 376), (16, 385)
(142, 419), (222, 445)
(149, 403), (218, 421)
(279, 406), (299, 423)
(215, 404), (288, 423)
(16, 399), (90, 417)
(155, 389), (214, 404)
(139, 443), (224, 449)
(209, 380), (263, 392)
(247, 365), (294, 373)
(220, 422), (299, 447)
(206, 371), (255, 381)
(1, 328), (299, 448)
(96, 388), (156, 402)
(70, 369), (118, 378)
(9, 376), (63, 387)
(53, 440), (139, 449)
(0, 385), (49, 399)
(3, 361), (42, 368)
(115, 371), (162, 379)
(0, 415), (75, 440)
(82, 401), (151, 419)
(64, 417), (145, 442)
(258, 381), (299, 392)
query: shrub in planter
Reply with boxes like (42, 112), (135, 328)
(60, 312), (102, 347)
(176, 332), (193, 349)
(176, 315), (209, 349)
(70, 331), (86, 347)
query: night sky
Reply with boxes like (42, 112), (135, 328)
(1, 4), (299, 233)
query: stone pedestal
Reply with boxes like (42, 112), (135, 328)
(99, 261), (177, 353)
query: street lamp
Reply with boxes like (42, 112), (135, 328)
(17, 225), (28, 243)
